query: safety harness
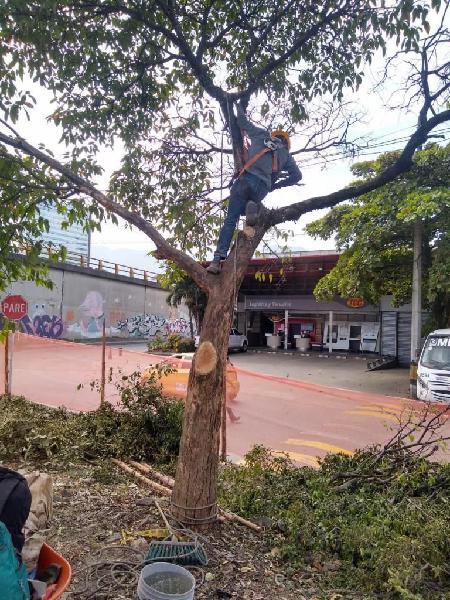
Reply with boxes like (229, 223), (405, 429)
(237, 135), (279, 179)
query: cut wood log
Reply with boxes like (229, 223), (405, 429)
(129, 461), (175, 488)
(219, 509), (262, 532)
(112, 460), (171, 496)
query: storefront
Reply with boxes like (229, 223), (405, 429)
(240, 294), (380, 352)
(233, 251), (421, 363)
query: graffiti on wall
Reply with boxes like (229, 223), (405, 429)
(116, 314), (167, 337)
(0, 297), (65, 339)
(1, 290), (194, 340)
(116, 315), (193, 338)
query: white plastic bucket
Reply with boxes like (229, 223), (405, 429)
(137, 562), (195, 600)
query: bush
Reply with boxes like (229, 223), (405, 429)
(0, 372), (184, 471)
(219, 445), (450, 599)
(148, 333), (195, 353)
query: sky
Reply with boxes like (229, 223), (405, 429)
(12, 12), (449, 274)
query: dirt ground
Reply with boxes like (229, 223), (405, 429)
(18, 461), (361, 600)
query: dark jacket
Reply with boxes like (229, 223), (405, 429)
(236, 104), (302, 191)
(0, 467), (31, 553)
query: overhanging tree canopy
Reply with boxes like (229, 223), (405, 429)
(307, 143), (450, 328)
(0, 0), (449, 524)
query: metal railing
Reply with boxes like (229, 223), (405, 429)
(19, 245), (159, 283)
(63, 249), (159, 282)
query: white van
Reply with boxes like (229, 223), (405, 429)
(417, 329), (450, 402)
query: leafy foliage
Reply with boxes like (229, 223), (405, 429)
(158, 261), (208, 333)
(306, 143), (450, 327)
(148, 332), (195, 353)
(220, 445), (450, 599)
(0, 0), (442, 257)
(0, 372), (184, 470)
(0, 149), (103, 291)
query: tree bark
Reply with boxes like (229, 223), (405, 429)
(171, 281), (235, 526)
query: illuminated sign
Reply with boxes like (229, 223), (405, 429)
(346, 297), (365, 308)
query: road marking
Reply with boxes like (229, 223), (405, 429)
(345, 409), (398, 422)
(275, 451), (319, 467)
(285, 438), (353, 456)
(366, 402), (407, 413)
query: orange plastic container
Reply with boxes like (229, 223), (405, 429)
(37, 543), (72, 600)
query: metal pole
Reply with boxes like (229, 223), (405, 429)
(329, 311), (333, 353)
(100, 319), (106, 405)
(410, 221), (422, 398)
(284, 310), (289, 350)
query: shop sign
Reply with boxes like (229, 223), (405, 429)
(346, 297), (365, 308)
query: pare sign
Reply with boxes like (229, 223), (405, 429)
(1, 295), (28, 321)
(346, 297), (365, 308)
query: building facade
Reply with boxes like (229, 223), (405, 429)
(235, 251), (420, 365)
(39, 205), (90, 256)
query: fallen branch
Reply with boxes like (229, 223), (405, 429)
(111, 459), (172, 496)
(129, 461), (175, 488)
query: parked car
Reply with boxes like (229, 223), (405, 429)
(194, 329), (248, 352)
(142, 353), (240, 401)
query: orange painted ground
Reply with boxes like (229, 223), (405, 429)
(3, 334), (449, 466)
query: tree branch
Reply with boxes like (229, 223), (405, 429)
(269, 108), (450, 226)
(0, 131), (212, 292)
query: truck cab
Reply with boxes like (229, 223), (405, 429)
(417, 329), (450, 402)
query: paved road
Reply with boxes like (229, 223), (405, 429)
(7, 335), (449, 467)
(116, 342), (410, 398)
(231, 351), (410, 398)
(225, 368), (442, 465)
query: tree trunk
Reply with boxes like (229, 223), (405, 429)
(171, 282), (235, 526)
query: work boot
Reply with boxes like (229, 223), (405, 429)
(206, 259), (221, 274)
(245, 200), (259, 227)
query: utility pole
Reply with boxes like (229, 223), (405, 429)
(409, 221), (422, 398)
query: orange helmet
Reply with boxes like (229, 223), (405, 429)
(271, 129), (291, 150)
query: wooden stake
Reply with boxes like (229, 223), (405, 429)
(4, 332), (9, 395)
(220, 390), (227, 462)
(100, 319), (106, 405)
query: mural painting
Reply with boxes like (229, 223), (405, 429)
(66, 291), (121, 338)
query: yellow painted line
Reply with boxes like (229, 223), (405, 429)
(285, 438), (353, 456)
(275, 450), (319, 467)
(345, 409), (398, 422)
(364, 402), (406, 413)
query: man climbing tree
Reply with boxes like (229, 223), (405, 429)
(0, 0), (449, 526)
(207, 103), (301, 274)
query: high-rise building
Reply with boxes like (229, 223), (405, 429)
(39, 205), (90, 256)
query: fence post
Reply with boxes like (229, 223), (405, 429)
(220, 391), (227, 462)
(4, 332), (9, 395)
(100, 319), (106, 405)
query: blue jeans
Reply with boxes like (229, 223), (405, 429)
(214, 172), (269, 260)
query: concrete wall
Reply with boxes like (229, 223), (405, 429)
(1, 263), (192, 340)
